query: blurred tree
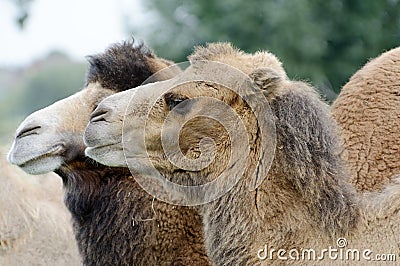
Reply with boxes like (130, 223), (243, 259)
(0, 52), (87, 142)
(130, 0), (400, 99)
(13, 52), (87, 115)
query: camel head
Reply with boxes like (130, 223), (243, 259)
(84, 43), (289, 205)
(8, 40), (180, 175)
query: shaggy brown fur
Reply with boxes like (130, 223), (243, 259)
(0, 152), (80, 265)
(61, 42), (209, 265)
(58, 161), (207, 265)
(102, 43), (400, 265)
(10, 41), (209, 265)
(332, 47), (400, 192)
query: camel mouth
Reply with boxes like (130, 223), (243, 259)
(84, 142), (126, 167)
(85, 142), (121, 157)
(18, 144), (66, 168)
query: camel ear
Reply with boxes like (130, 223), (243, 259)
(249, 67), (286, 100)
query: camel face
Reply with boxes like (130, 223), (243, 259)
(85, 56), (281, 205)
(85, 69), (239, 173)
(8, 41), (180, 176)
(85, 43), (286, 182)
(7, 83), (114, 174)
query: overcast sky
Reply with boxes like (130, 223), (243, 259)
(1, 0), (145, 67)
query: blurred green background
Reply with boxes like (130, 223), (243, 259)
(2, 0), (400, 145)
(0, 52), (87, 144)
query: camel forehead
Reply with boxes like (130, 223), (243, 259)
(189, 42), (286, 76)
(126, 74), (213, 106)
(169, 81), (233, 100)
(122, 57), (276, 116)
(126, 64), (248, 108)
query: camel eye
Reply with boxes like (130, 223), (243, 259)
(164, 92), (190, 113)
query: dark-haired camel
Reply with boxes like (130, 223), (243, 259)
(8, 41), (210, 265)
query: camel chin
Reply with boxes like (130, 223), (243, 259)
(84, 144), (126, 167)
(84, 121), (126, 167)
(8, 137), (66, 175)
(15, 154), (64, 175)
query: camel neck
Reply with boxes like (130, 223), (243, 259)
(56, 163), (209, 265)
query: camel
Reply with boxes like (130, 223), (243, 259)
(332, 47), (400, 192)
(0, 152), (80, 265)
(84, 43), (400, 265)
(8, 40), (210, 265)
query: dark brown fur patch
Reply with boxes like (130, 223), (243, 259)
(86, 39), (155, 92)
(54, 40), (209, 265)
(56, 160), (209, 266)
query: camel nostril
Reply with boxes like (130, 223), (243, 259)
(16, 125), (41, 139)
(90, 108), (109, 123)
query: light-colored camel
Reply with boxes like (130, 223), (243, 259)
(84, 43), (400, 265)
(332, 47), (400, 192)
(8, 41), (210, 265)
(0, 150), (80, 265)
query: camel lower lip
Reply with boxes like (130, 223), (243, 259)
(85, 142), (120, 156)
(19, 144), (65, 167)
(86, 142), (119, 150)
